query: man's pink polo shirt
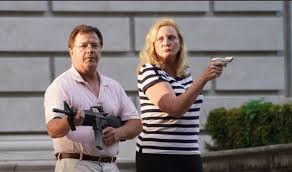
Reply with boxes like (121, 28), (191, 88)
(44, 65), (140, 157)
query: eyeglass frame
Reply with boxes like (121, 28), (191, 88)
(73, 43), (101, 51)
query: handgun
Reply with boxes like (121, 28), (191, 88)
(211, 56), (233, 66)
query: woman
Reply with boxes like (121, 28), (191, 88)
(135, 18), (224, 172)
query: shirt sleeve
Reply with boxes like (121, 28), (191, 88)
(44, 81), (68, 124)
(137, 64), (167, 94)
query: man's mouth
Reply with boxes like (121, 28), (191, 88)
(86, 57), (96, 60)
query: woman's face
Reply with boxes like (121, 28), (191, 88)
(154, 25), (180, 63)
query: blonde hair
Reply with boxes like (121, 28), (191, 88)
(137, 17), (188, 77)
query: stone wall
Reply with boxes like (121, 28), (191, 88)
(0, 0), (290, 167)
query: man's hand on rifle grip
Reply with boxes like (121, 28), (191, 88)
(73, 109), (85, 126)
(102, 127), (121, 146)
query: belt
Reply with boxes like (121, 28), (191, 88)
(55, 153), (116, 163)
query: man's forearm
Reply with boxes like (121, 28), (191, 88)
(117, 119), (142, 140)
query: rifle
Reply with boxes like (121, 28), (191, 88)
(52, 101), (122, 150)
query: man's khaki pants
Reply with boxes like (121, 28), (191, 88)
(55, 158), (119, 172)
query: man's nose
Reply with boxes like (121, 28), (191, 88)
(85, 44), (95, 52)
(86, 44), (94, 49)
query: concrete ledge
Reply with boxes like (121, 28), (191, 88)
(203, 143), (292, 158)
(202, 143), (292, 172)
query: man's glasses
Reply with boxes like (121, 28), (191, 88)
(74, 43), (100, 51)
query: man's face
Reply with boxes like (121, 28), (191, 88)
(69, 32), (102, 74)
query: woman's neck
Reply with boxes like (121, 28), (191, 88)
(162, 63), (177, 78)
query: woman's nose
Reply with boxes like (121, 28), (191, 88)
(162, 38), (171, 46)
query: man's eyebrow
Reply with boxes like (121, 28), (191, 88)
(79, 41), (99, 44)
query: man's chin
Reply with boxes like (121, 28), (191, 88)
(85, 62), (98, 70)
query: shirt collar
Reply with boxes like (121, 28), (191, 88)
(69, 65), (109, 87)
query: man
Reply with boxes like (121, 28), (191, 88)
(44, 24), (142, 172)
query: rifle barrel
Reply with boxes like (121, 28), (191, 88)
(52, 108), (71, 115)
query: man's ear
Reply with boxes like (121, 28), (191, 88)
(68, 48), (73, 56)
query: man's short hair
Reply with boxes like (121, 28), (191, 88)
(68, 24), (103, 49)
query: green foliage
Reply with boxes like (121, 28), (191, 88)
(205, 99), (292, 151)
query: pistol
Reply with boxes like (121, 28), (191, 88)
(211, 56), (233, 66)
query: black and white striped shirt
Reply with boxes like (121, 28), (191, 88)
(136, 64), (203, 155)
